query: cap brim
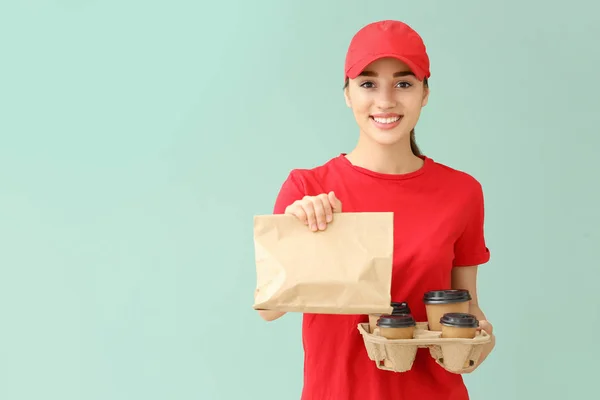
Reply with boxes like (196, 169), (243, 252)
(346, 53), (426, 81)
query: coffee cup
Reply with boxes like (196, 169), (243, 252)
(369, 301), (411, 333)
(423, 289), (471, 331)
(391, 301), (411, 315)
(440, 313), (479, 338)
(375, 314), (416, 339)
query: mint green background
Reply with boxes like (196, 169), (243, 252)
(1, 1), (598, 399)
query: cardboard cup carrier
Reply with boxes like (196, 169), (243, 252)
(358, 291), (491, 373)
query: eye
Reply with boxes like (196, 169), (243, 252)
(359, 81), (375, 89)
(396, 81), (412, 89)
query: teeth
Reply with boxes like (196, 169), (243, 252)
(373, 116), (400, 123)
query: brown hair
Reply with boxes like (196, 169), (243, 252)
(344, 77), (429, 156)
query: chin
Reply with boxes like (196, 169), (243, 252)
(366, 129), (410, 147)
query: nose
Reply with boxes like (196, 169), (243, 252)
(375, 87), (397, 109)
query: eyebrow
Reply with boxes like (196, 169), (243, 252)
(359, 71), (415, 77)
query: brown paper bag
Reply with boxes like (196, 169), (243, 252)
(252, 212), (394, 315)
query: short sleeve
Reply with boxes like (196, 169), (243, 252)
(453, 180), (491, 267)
(273, 170), (306, 214)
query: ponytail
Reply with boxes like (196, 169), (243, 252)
(410, 129), (421, 156)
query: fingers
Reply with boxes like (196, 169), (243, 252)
(317, 193), (334, 224)
(284, 196), (325, 231)
(284, 192), (342, 232)
(328, 191), (342, 213)
(302, 196), (322, 231)
(478, 320), (493, 335)
(284, 203), (308, 226)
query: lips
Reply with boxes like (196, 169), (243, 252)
(372, 116), (401, 124)
(369, 113), (403, 130)
(370, 113), (402, 124)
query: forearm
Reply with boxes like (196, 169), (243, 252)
(469, 303), (486, 321)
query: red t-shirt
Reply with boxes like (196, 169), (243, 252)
(272, 154), (491, 400)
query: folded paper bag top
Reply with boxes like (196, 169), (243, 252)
(253, 212), (394, 315)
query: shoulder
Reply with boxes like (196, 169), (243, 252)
(426, 157), (484, 196)
(283, 156), (342, 188)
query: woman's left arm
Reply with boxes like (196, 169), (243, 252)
(451, 265), (496, 372)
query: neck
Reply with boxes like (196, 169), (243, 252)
(345, 134), (424, 175)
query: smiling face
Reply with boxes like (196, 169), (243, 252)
(344, 57), (430, 148)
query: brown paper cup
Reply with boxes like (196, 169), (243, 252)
(376, 314), (416, 339)
(441, 326), (477, 339)
(440, 313), (479, 339)
(423, 290), (471, 331)
(369, 301), (411, 333)
(378, 326), (415, 340)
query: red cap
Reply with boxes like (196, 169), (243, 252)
(344, 20), (431, 81)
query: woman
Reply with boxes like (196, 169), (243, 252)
(258, 20), (495, 400)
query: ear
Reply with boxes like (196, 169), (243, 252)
(344, 87), (352, 108)
(421, 86), (430, 107)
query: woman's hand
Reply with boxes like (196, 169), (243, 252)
(436, 319), (495, 374)
(477, 320), (493, 337)
(284, 191), (342, 231)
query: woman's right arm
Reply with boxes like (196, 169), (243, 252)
(256, 172), (342, 322)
